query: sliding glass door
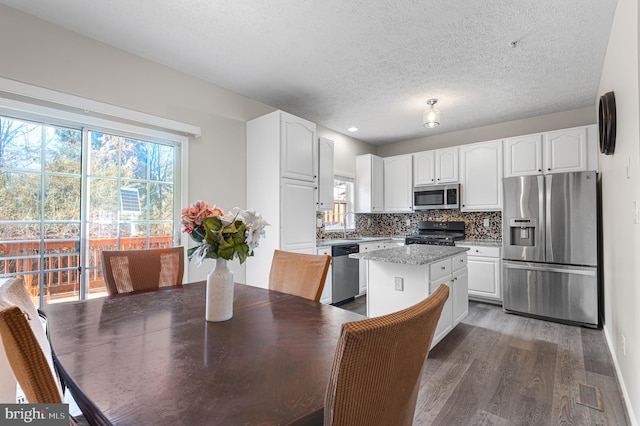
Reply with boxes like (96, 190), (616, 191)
(0, 114), (180, 307)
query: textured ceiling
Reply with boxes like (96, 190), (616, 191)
(0, 0), (617, 145)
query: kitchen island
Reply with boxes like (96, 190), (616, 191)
(350, 244), (469, 348)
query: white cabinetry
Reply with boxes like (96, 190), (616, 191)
(460, 140), (503, 211)
(429, 252), (468, 347)
(544, 127), (588, 174)
(355, 154), (384, 213)
(413, 151), (435, 186)
(317, 247), (332, 304)
(247, 111), (317, 288)
(457, 244), (501, 302)
(383, 155), (413, 212)
(504, 134), (543, 176)
(435, 147), (459, 184)
(281, 179), (317, 252)
(280, 113), (317, 182)
(317, 137), (334, 210)
(413, 147), (459, 186)
(504, 125), (597, 177)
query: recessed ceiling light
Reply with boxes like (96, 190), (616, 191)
(347, 127), (358, 132)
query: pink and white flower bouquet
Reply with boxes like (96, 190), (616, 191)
(181, 200), (269, 265)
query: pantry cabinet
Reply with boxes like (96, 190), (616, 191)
(383, 155), (413, 212)
(247, 111), (317, 289)
(317, 137), (334, 210)
(460, 140), (503, 211)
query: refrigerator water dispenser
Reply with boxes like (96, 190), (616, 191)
(508, 218), (537, 247)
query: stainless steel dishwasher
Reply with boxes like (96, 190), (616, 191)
(331, 243), (360, 304)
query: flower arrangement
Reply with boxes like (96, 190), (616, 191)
(181, 200), (269, 265)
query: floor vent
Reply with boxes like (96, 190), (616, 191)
(577, 382), (604, 411)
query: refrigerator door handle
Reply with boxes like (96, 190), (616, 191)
(544, 174), (553, 261)
(503, 261), (596, 276)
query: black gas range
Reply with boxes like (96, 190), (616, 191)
(405, 221), (466, 246)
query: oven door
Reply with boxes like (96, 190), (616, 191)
(413, 184), (459, 210)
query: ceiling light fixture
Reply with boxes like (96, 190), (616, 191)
(423, 98), (440, 128)
(347, 126), (359, 132)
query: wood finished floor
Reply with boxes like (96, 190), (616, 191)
(339, 297), (629, 425)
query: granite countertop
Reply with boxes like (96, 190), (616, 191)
(456, 240), (502, 247)
(349, 245), (469, 266)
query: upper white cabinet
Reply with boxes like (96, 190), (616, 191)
(317, 137), (334, 210)
(355, 154), (384, 213)
(504, 134), (543, 176)
(413, 147), (458, 186)
(504, 125), (597, 177)
(280, 112), (317, 182)
(544, 127), (587, 174)
(435, 147), (459, 184)
(383, 155), (413, 212)
(460, 140), (503, 211)
(413, 151), (435, 186)
(246, 111), (317, 288)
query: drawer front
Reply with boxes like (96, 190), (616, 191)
(458, 245), (500, 258)
(359, 242), (385, 251)
(430, 258), (452, 281)
(451, 253), (467, 271)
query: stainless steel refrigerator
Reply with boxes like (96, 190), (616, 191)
(502, 171), (599, 327)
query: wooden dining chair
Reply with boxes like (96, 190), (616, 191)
(101, 247), (184, 296)
(324, 284), (450, 426)
(268, 249), (331, 302)
(0, 277), (63, 404)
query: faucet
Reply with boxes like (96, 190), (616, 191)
(343, 212), (357, 239)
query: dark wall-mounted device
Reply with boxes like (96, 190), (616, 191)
(598, 91), (616, 155)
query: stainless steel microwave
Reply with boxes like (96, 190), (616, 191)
(413, 184), (460, 210)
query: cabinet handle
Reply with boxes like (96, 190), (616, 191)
(460, 259), (464, 263)
(441, 266), (446, 270)
(547, 168), (551, 171)
(538, 169), (542, 172)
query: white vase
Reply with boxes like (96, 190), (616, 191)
(206, 258), (234, 322)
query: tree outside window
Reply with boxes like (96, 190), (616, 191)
(323, 177), (355, 232)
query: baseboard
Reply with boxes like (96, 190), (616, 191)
(603, 325), (638, 426)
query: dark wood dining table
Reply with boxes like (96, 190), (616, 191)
(42, 281), (365, 426)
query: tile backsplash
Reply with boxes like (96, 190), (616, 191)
(318, 210), (502, 241)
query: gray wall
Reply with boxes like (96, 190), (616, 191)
(377, 107), (595, 157)
(597, 0), (640, 421)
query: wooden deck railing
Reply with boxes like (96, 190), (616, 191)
(0, 236), (174, 301)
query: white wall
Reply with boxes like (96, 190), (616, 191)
(597, 0), (640, 423)
(377, 107), (595, 157)
(317, 125), (376, 175)
(0, 5), (277, 283)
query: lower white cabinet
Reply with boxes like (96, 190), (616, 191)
(316, 247), (332, 304)
(456, 244), (501, 302)
(429, 253), (468, 347)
